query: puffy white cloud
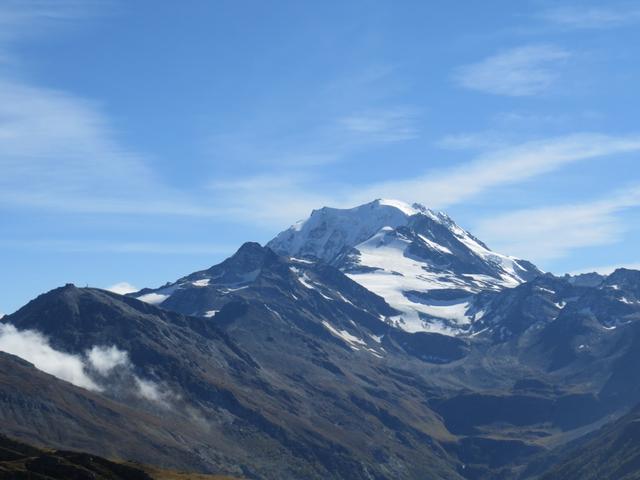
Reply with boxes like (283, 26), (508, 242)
(87, 345), (129, 376)
(134, 377), (168, 404)
(0, 323), (172, 405)
(105, 282), (138, 295)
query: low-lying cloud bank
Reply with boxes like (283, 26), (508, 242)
(0, 324), (101, 390)
(0, 323), (170, 404)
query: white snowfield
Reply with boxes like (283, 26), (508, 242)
(270, 199), (539, 335)
(271, 199), (418, 263)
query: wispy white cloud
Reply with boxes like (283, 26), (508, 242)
(540, 5), (640, 30)
(0, 80), (216, 216)
(436, 132), (510, 151)
(0, 2), (221, 217)
(0, 0), (106, 64)
(87, 345), (129, 376)
(0, 239), (234, 255)
(337, 107), (419, 143)
(207, 133), (640, 228)
(454, 45), (571, 96)
(207, 105), (419, 171)
(350, 133), (640, 209)
(134, 377), (170, 404)
(475, 186), (640, 261)
(207, 173), (331, 225)
(1, 76), (417, 217)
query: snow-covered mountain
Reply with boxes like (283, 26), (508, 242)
(268, 199), (541, 334)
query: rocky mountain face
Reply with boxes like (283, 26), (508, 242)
(1, 284), (466, 479)
(1, 199), (640, 479)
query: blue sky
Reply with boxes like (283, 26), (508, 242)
(2, 0), (640, 314)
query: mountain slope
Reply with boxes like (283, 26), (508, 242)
(0, 433), (236, 480)
(537, 402), (640, 480)
(4, 271), (640, 478)
(124, 228), (640, 478)
(0, 351), (233, 475)
(268, 199), (541, 334)
(0, 433), (153, 480)
(1, 284), (467, 479)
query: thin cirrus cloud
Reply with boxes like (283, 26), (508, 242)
(0, 3), (213, 217)
(337, 108), (419, 143)
(207, 106), (419, 170)
(0, 80), (215, 217)
(453, 45), (571, 96)
(539, 5), (640, 29)
(349, 133), (640, 209)
(0, 239), (235, 256)
(475, 186), (640, 261)
(207, 173), (333, 225)
(206, 133), (640, 227)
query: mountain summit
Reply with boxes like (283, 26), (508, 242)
(268, 199), (541, 333)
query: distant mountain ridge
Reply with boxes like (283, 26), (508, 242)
(129, 199), (541, 336)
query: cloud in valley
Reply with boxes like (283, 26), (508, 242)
(0, 323), (171, 404)
(0, 323), (101, 391)
(87, 345), (130, 375)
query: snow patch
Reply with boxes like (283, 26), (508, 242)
(377, 198), (422, 216)
(291, 257), (314, 264)
(418, 234), (452, 254)
(619, 297), (639, 305)
(321, 321), (367, 349)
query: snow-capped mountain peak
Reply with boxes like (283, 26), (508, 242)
(268, 199), (541, 334)
(270, 198), (450, 263)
